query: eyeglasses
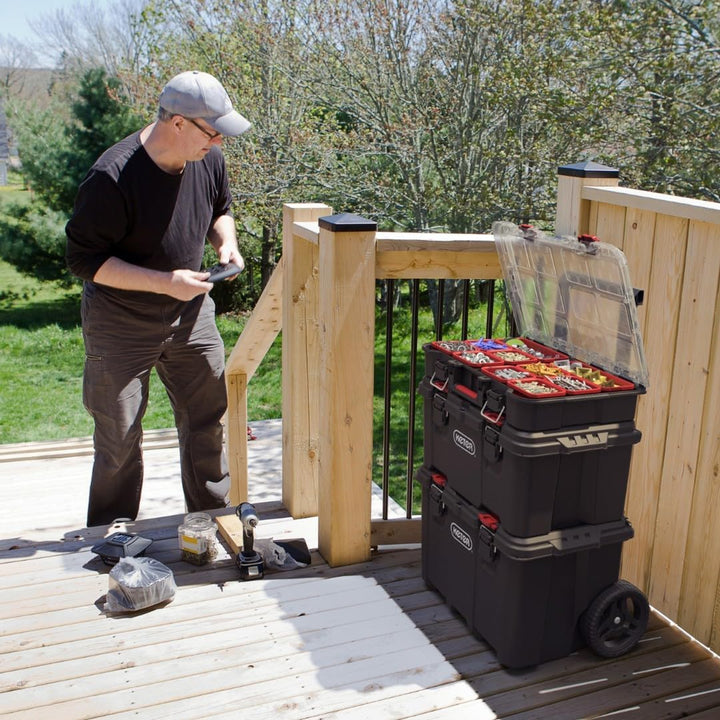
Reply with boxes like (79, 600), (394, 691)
(184, 116), (222, 140)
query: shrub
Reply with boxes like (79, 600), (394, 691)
(0, 201), (75, 285)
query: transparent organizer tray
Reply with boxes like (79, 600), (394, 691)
(492, 222), (649, 388)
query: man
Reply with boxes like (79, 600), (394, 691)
(66, 70), (250, 527)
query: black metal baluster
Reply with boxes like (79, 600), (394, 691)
(381, 279), (394, 521)
(435, 279), (445, 340)
(406, 279), (420, 518)
(461, 279), (470, 339)
(486, 280), (495, 338)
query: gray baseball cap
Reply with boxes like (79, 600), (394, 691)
(159, 70), (251, 137)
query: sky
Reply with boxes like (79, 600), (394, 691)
(2, 0), (108, 46)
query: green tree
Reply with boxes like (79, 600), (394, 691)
(13, 67), (141, 214)
(1, 68), (142, 282)
(598, 0), (720, 201)
(0, 201), (71, 284)
(64, 68), (144, 209)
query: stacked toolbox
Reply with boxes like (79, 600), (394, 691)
(419, 222), (650, 668)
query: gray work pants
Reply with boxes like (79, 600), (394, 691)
(81, 284), (229, 527)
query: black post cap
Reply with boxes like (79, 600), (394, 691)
(558, 161), (619, 178)
(318, 213), (377, 232)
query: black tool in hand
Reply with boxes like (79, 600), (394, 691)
(206, 262), (241, 283)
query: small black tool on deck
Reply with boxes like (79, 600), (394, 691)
(91, 532), (152, 566)
(235, 502), (265, 580)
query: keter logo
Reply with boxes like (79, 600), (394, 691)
(450, 522), (473, 552)
(453, 429), (476, 456)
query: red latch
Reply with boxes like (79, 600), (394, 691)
(455, 383), (478, 400)
(519, 223), (537, 241)
(578, 234), (599, 244)
(431, 471), (447, 488)
(478, 511), (499, 531)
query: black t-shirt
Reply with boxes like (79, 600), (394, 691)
(65, 129), (232, 302)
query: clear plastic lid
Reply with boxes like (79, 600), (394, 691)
(492, 222), (649, 388)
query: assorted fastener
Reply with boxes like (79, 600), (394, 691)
(431, 336), (635, 399)
(178, 512), (218, 565)
(513, 380), (560, 395)
(493, 350), (533, 363)
(434, 340), (475, 352)
(574, 366), (620, 388)
(456, 350), (494, 364)
(493, 368), (535, 381)
(522, 362), (563, 376)
(505, 340), (545, 358)
(548, 374), (599, 393)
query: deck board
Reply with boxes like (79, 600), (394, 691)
(3, 426), (720, 719)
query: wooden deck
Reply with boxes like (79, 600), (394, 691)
(3, 423), (720, 719)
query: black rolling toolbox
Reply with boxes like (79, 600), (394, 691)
(420, 467), (647, 668)
(419, 222), (651, 667)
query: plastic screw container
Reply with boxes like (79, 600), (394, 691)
(178, 512), (217, 565)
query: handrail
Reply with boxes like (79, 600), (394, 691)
(224, 256), (284, 505)
(290, 220), (321, 244)
(581, 185), (720, 224)
(375, 232), (501, 280)
(225, 257), (284, 379)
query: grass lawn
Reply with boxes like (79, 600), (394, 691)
(0, 258), (281, 444)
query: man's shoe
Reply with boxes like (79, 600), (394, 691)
(205, 476), (230, 505)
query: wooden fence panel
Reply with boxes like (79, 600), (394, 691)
(620, 214), (686, 592)
(648, 220), (720, 619)
(679, 224), (720, 643)
(560, 176), (720, 652)
(619, 207), (657, 332)
(590, 202), (626, 249)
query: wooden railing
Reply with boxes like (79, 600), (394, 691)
(218, 203), (501, 566)
(218, 166), (720, 654)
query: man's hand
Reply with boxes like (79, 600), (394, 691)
(216, 251), (245, 275)
(208, 214), (245, 275)
(166, 269), (214, 300)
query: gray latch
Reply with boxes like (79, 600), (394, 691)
(484, 426), (502, 462)
(478, 525), (497, 562)
(557, 431), (608, 451)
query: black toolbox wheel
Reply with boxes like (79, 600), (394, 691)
(581, 580), (649, 658)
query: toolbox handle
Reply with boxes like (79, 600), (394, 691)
(430, 371), (449, 392)
(480, 399), (504, 426)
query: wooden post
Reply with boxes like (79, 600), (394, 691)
(281, 203), (331, 518)
(316, 213), (377, 566)
(555, 161), (620, 237)
(225, 372), (249, 505)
